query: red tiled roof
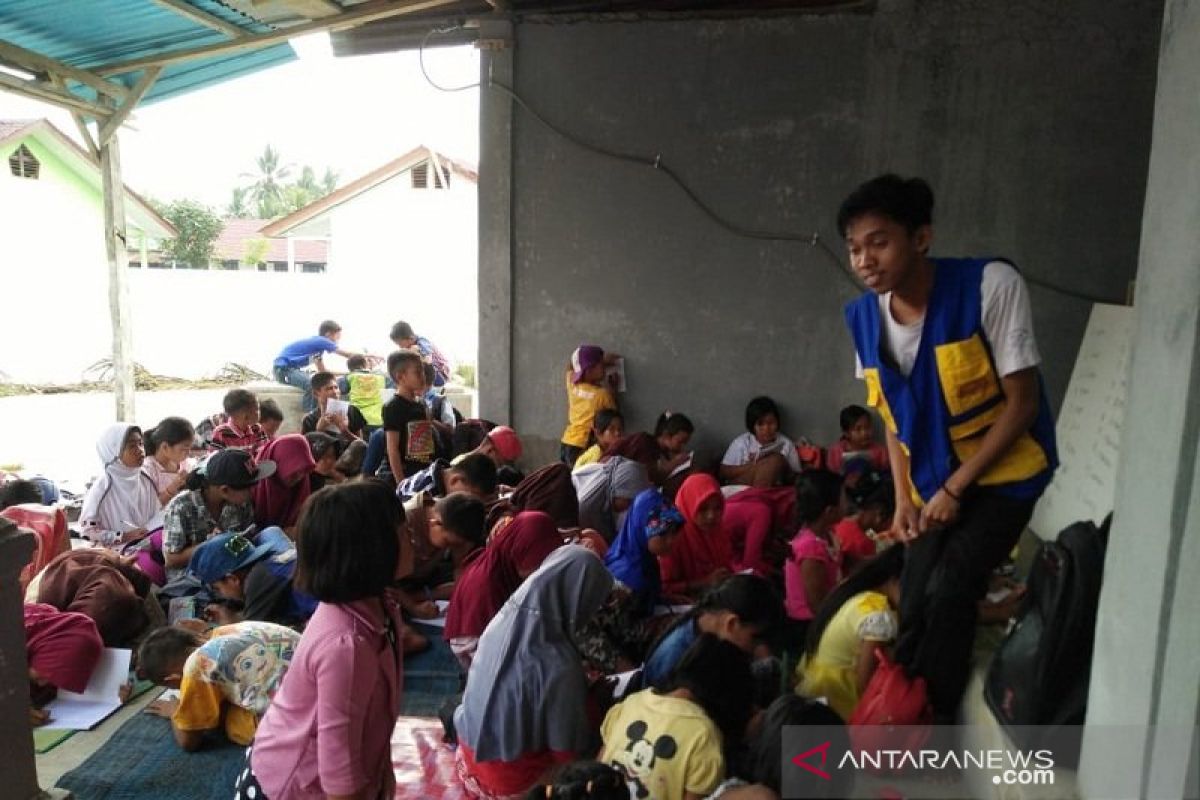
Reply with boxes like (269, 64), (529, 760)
(213, 218), (328, 263)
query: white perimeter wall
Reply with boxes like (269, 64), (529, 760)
(2, 173), (477, 384)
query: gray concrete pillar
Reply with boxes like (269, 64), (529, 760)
(1081, 2), (1200, 798)
(476, 20), (515, 425)
(0, 519), (40, 799)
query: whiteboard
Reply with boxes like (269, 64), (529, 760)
(1029, 304), (1135, 540)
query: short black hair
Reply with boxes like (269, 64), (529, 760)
(390, 320), (416, 342)
(347, 355), (367, 371)
(434, 492), (487, 548)
(387, 350), (422, 380)
(744, 395), (781, 432)
(653, 410), (694, 437)
(335, 440), (366, 476)
(318, 320), (341, 337)
(310, 371), (336, 393)
(836, 173), (934, 237)
(305, 431), (342, 461)
(795, 469), (843, 525)
(839, 404), (870, 432)
(448, 453), (498, 495)
(697, 573), (784, 633)
(136, 627), (203, 683)
(294, 480), (404, 603)
(0, 479), (43, 510)
(222, 388), (258, 415)
(259, 398), (284, 423)
(659, 633), (754, 742)
(145, 416), (196, 454)
(593, 408), (623, 434)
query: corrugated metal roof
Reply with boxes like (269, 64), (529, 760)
(0, 0), (296, 106)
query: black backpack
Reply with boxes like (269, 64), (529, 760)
(983, 514), (1111, 765)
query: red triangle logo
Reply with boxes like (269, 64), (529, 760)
(792, 741), (832, 780)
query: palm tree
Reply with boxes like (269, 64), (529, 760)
(321, 167), (339, 194)
(226, 186), (252, 219)
(242, 144), (292, 219)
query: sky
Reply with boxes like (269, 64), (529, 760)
(0, 33), (480, 209)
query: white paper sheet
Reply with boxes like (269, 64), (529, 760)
(325, 398), (351, 419)
(43, 647), (131, 730)
(653, 604), (694, 616)
(415, 599), (450, 628)
(667, 452), (694, 479)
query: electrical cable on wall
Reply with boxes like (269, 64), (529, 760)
(419, 26), (1120, 305)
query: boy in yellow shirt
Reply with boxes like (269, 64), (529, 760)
(561, 345), (619, 466)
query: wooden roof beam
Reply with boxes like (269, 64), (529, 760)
(93, 0), (462, 76)
(149, 0), (252, 38)
(0, 71), (112, 118)
(98, 67), (162, 147)
(0, 38), (129, 101)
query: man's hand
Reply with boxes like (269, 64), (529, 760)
(891, 501), (921, 543)
(919, 488), (961, 533)
(118, 681), (134, 704)
(121, 528), (148, 544)
(409, 599), (440, 620)
(146, 698), (179, 718)
(30, 707), (50, 727)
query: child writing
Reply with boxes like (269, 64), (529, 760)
(143, 416), (196, 507)
(795, 546), (903, 720)
(79, 423), (160, 547)
(140, 621), (300, 750)
(601, 634), (755, 800)
(382, 349), (435, 483)
(719, 396), (803, 488)
(210, 389), (270, 456)
(235, 480), (409, 800)
(605, 411), (695, 486)
(834, 468), (894, 569)
(258, 399), (284, 439)
(825, 405), (889, 475)
(783, 470), (844, 644)
(573, 409), (625, 470)
(344, 354), (385, 435)
(561, 345), (620, 466)
(642, 574), (782, 688)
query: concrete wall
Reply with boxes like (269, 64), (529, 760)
(482, 0), (1162, 465)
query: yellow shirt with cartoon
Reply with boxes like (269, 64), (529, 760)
(600, 689), (725, 800)
(172, 621), (300, 745)
(561, 370), (617, 449)
(795, 590), (897, 720)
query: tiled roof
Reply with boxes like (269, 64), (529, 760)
(213, 218), (328, 263)
(0, 119), (37, 141)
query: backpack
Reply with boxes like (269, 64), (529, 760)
(983, 514), (1111, 765)
(849, 648), (933, 766)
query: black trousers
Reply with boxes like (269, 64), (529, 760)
(893, 488), (1035, 720)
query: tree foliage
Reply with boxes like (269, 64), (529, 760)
(238, 145), (339, 219)
(157, 199), (224, 268)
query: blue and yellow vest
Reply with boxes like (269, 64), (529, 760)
(845, 258), (1057, 506)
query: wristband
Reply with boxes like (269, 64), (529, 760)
(941, 482), (962, 502)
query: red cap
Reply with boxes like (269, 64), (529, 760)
(487, 426), (523, 462)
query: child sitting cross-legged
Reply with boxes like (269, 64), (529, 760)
(719, 396), (803, 488)
(301, 371), (366, 443)
(141, 621), (300, 750)
(210, 389), (270, 457)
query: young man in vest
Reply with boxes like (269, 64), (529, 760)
(839, 174), (1058, 721)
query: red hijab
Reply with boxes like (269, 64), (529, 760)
(444, 511), (564, 640)
(659, 473), (733, 591)
(253, 434), (316, 529)
(24, 603), (103, 693)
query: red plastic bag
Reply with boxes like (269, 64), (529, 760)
(848, 648), (933, 765)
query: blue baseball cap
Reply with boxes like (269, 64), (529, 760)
(189, 531), (274, 584)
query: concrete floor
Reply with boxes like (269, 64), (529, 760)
(34, 687), (163, 790)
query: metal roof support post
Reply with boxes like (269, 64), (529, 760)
(100, 130), (136, 421)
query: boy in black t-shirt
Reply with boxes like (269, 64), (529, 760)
(301, 371), (366, 442)
(383, 350), (435, 481)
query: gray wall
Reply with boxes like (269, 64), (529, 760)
(484, 0), (1161, 466)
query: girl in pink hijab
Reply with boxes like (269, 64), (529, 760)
(253, 435), (317, 534)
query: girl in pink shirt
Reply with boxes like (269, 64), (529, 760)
(784, 470), (845, 625)
(235, 481), (410, 800)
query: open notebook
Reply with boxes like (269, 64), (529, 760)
(43, 647), (131, 730)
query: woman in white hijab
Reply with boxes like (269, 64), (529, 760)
(79, 423), (160, 547)
(571, 456), (652, 543)
(454, 546), (613, 799)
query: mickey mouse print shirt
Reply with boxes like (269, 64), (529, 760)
(600, 688), (725, 800)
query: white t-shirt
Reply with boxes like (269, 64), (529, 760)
(721, 432), (803, 472)
(854, 261), (1041, 379)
